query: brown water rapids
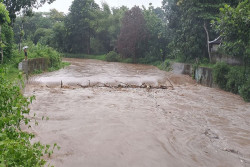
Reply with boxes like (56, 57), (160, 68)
(24, 58), (250, 167)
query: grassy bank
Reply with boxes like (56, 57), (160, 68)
(62, 53), (106, 61)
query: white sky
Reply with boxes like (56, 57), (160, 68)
(34, 0), (162, 14)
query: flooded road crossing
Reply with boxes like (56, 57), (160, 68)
(24, 58), (250, 167)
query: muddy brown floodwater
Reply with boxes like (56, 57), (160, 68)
(24, 58), (250, 167)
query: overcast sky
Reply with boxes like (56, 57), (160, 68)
(34, 0), (162, 14)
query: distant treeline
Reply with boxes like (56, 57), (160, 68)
(0, 0), (248, 66)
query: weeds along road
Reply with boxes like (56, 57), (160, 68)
(24, 58), (250, 167)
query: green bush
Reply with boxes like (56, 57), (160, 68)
(0, 69), (56, 166)
(239, 77), (250, 102)
(212, 62), (249, 102)
(45, 47), (62, 69)
(105, 51), (120, 62)
(226, 67), (244, 93)
(213, 62), (230, 89)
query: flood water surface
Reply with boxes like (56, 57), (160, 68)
(25, 58), (250, 167)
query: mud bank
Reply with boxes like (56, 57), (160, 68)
(24, 58), (250, 167)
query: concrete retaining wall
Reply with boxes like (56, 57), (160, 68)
(211, 53), (242, 65)
(195, 67), (215, 87)
(171, 62), (217, 88)
(18, 58), (48, 74)
(171, 62), (192, 76)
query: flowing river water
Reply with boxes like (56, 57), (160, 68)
(24, 58), (250, 167)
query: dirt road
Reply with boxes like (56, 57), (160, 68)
(24, 58), (250, 167)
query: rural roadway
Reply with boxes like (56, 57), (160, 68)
(24, 58), (250, 167)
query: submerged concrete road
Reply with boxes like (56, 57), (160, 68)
(24, 58), (250, 167)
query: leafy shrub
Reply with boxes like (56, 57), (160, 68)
(239, 77), (250, 102)
(0, 69), (56, 166)
(213, 62), (230, 89)
(212, 63), (249, 102)
(226, 67), (244, 93)
(45, 47), (62, 69)
(105, 51), (120, 62)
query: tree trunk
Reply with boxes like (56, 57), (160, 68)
(0, 24), (3, 64)
(19, 36), (22, 52)
(87, 28), (90, 54)
(19, 21), (24, 52)
(203, 22), (212, 63)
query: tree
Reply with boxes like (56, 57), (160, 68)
(13, 12), (55, 46)
(49, 8), (65, 22)
(51, 22), (66, 51)
(3, 0), (55, 25)
(34, 28), (53, 45)
(92, 2), (112, 53)
(92, 4), (127, 54)
(108, 6), (128, 50)
(143, 5), (167, 62)
(214, 0), (250, 75)
(0, 3), (10, 64)
(162, 0), (241, 62)
(194, 0), (241, 62)
(117, 6), (148, 62)
(64, 0), (99, 53)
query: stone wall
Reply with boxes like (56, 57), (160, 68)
(19, 58), (48, 74)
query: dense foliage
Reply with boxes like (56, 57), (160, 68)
(162, 0), (242, 62)
(3, 0), (55, 25)
(11, 0), (248, 66)
(213, 62), (231, 89)
(239, 78), (250, 102)
(211, 0), (249, 101)
(0, 70), (57, 166)
(64, 0), (99, 53)
(0, 3), (11, 64)
(213, 62), (249, 102)
(117, 6), (148, 62)
(213, 0), (250, 73)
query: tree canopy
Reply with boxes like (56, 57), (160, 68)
(7, 0), (249, 67)
(3, 0), (55, 24)
(0, 3), (11, 64)
(214, 0), (250, 72)
(117, 6), (148, 62)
